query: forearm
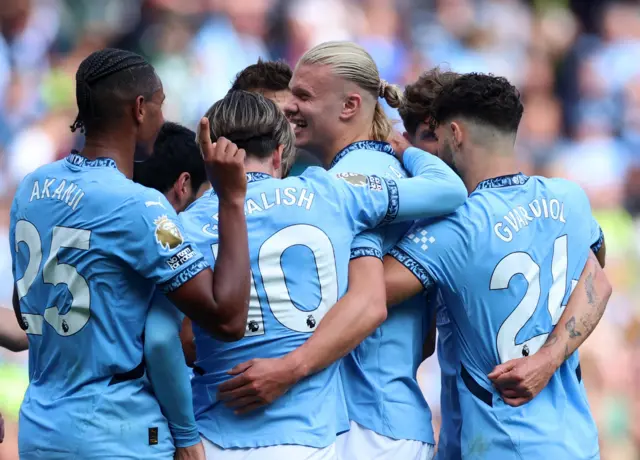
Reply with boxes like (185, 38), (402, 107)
(145, 302), (200, 448)
(285, 257), (387, 379)
(211, 199), (251, 331)
(0, 307), (28, 352)
(539, 252), (611, 369)
(394, 147), (466, 220)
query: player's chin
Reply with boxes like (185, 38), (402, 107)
(133, 142), (154, 162)
(293, 126), (310, 146)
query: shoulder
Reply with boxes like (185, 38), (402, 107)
(535, 176), (589, 204)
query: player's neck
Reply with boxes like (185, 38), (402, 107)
(245, 158), (277, 178)
(463, 147), (518, 193)
(81, 136), (135, 179)
(320, 127), (371, 169)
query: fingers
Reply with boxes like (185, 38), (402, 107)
(218, 384), (259, 401)
(488, 361), (516, 380)
(198, 118), (213, 156)
(218, 373), (250, 393)
(503, 396), (530, 407)
(228, 360), (254, 376)
(224, 395), (263, 409)
(234, 401), (266, 415)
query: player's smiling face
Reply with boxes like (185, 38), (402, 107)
(285, 64), (343, 152)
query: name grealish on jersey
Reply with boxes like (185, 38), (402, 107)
(28, 178), (85, 210)
(245, 187), (315, 215)
(494, 197), (566, 243)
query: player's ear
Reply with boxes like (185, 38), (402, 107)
(174, 172), (191, 200)
(134, 95), (145, 125)
(450, 121), (463, 148)
(340, 93), (362, 122)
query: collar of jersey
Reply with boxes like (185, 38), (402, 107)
(330, 140), (395, 169)
(246, 172), (272, 183)
(474, 172), (530, 191)
(65, 151), (118, 170)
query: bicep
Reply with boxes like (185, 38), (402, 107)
(383, 255), (424, 306)
(166, 268), (215, 319)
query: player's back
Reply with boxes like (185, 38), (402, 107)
(400, 174), (598, 459)
(183, 169), (390, 449)
(330, 141), (434, 444)
(10, 154), (189, 459)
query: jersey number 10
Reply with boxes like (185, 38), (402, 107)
(490, 235), (578, 363)
(211, 224), (339, 337)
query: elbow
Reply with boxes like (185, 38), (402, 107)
(7, 339), (29, 353)
(367, 287), (388, 328)
(213, 320), (246, 342)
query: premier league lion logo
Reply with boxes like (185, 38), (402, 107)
(154, 215), (184, 250)
(335, 172), (368, 187)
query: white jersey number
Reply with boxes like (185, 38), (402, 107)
(211, 224), (338, 336)
(15, 220), (92, 336)
(490, 235), (578, 363)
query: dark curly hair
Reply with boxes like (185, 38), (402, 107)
(231, 59), (292, 93)
(429, 73), (523, 134)
(399, 68), (459, 137)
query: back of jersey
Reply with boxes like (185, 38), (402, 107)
(10, 154), (206, 459)
(396, 173), (598, 459)
(183, 169), (392, 450)
(330, 141), (434, 444)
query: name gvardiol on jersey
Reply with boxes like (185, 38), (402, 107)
(29, 178), (85, 210)
(494, 197), (566, 242)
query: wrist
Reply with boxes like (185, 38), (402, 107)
(217, 195), (246, 209)
(537, 344), (564, 372)
(284, 349), (311, 382)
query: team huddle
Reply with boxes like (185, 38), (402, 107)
(4, 41), (612, 460)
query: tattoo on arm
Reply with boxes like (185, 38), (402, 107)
(585, 272), (596, 306)
(565, 316), (582, 339)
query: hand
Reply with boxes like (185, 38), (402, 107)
(198, 118), (247, 204)
(387, 131), (412, 161)
(174, 442), (205, 460)
(0, 410), (4, 443)
(488, 350), (557, 407)
(217, 357), (300, 415)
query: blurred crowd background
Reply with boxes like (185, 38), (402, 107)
(1, 0), (639, 458)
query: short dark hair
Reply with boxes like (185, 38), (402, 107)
(133, 122), (206, 194)
(71, 48), (159, 136)
(399, 68), (459, 137)
(230, 59), (292, 93)
(430, 73), (524, 134)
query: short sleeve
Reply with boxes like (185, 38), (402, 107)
(589, 216), (604, 254)
(350, 229), (384, 260)
(388, 217), (467, 296)
(332, 172), (398, 234)
(9, 195), (18, 278)
(118, 189), (209, 294)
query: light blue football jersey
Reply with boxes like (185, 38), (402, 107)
(10, 153), (209, 459)
(183, 168), (405, 449)
(330, 141), (435, 444)
(391, 173), (600, 459)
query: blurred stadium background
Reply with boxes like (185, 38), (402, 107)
(1, 0), (639, 458)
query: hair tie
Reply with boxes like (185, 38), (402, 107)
(378, 79), (388, 98)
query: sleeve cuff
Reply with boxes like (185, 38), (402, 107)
(170, 424), (201, 448)
(388, 247), (436, 292)
(350, 247), (383, 261)
(591, 227), (604, 255)
(158, 258), (209, 294)
(381, 178), (399, 225)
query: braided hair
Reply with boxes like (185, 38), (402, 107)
(71, 48), (159, 136)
